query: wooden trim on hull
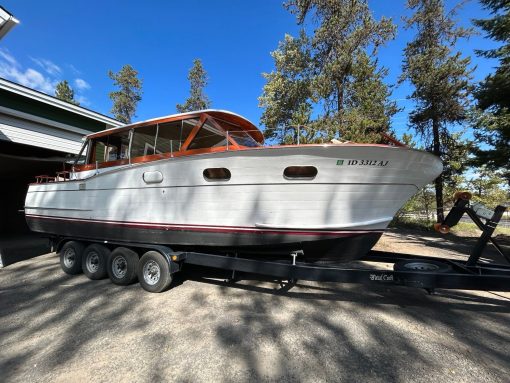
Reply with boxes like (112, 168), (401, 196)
(25, 214), (383, 261)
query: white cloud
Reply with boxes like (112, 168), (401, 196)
(0, 49), (93, 103)
(0, 49), (56, 94)
(30, 57), (61, 76)
(0, 49), (17, 66)
(67, 63), (82, 76)
(74, 78), (90, 90)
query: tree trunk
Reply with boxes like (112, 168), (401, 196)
(432, 117), (444, 222)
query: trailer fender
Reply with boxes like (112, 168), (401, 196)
(148, 245), (182, 274)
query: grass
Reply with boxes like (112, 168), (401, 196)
(390, 216), (435, 231)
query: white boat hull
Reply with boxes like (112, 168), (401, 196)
(25, 145), (442, 261)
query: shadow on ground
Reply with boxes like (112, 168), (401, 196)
(379, 227), (510, 264)
(1, 249), (509, 382)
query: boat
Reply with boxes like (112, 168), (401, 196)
(24, 109), (442, 262)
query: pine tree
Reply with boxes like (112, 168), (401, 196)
(108, 65), (142, 124)
(259, 0), (397, 144)
(401, 0), (473, 222)
(55, 80), (79, 105)
(471, 0), (510, 184)
(337, 51), (399, 143)
(176, 59), (211, 113)
(259, 31), (314, 143)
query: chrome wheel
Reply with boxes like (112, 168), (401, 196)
(112, 255), (128, 279)
(63, 248), (76, 268)
(86, 251), (100, 273)
(143, 260), (161, 286)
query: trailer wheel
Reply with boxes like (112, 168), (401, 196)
(138, 251), (173, 293)
(394, 260), (452, 273)
(82, 244), (109, 280)
(59, 241), (85, 275)
(107, 247), (139, 285)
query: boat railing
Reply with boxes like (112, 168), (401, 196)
(55, 171), (71, 182)
(34, 170), (71, 184)
(35, 175), (56, 184)
(261, 125), (406, 147)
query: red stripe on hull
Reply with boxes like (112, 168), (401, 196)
(25, 214), (384, 261)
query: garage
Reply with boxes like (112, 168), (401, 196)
(0, 78), (121, 262)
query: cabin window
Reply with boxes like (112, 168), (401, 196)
(155, 118), (197, 154)
(106, 131), (130, 161)
(89, 130), (130, 164)
(283, 166), (318, 179)
(188, 120), (227, 150)
(131, 125), (158, 158)
(203, 168), (231, 181)
(91, 140), (106, 164)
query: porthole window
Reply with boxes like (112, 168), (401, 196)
(284, 166), (318, 180)
(203, 168), (231, 181)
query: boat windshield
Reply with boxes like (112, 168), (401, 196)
(228, 130), (260, 147)
(214, 118), (261, 147)
(74, 140), (89, 165)
(187, 120), (228, 150)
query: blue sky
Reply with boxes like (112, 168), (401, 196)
(0, 0), (499, 140)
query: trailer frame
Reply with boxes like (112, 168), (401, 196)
(51, 196), (510, 293)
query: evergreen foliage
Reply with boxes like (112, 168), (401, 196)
(176, 59), (211, 113)
(259, 0), (397, 144)
(401, 0), (473, 222)
(468, 167), (509, 208)
(108, 65), (143, 124)
(55, 80), (79, 105)
(471, 0), (510, 184)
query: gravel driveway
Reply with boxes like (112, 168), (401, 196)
(1, 230), (509, 382)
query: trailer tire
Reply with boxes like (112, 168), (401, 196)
(138, 251), (173, 293)
(82, 244), (109, 280)
(394, 260), (452, 273)
(59, 241), (85, 275)
(107, 247), (139, 285)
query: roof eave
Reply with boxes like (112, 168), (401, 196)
(0, 78), (123, 127)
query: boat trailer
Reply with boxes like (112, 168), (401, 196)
(54, 194), (510, 293)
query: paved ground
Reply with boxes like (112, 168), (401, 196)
(0, 230), (509, 383)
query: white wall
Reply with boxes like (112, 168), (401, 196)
(0, 109), (86, 154)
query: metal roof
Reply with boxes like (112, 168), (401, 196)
(0, 77), (123, 127)
(0, 6), (19, 40)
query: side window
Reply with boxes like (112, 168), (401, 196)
(105, 130), (130, 161)
(188, 120), (227, 150)
(156, 118), (197, 154)
(88, 130), (130, 164)
(284, 166), (318, 180)
(89, 138), (107, 164)
(131, 125), (158, 158)
(203, 168), (231, 181)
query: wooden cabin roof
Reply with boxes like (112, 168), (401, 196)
(86, 109), (264, 144)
